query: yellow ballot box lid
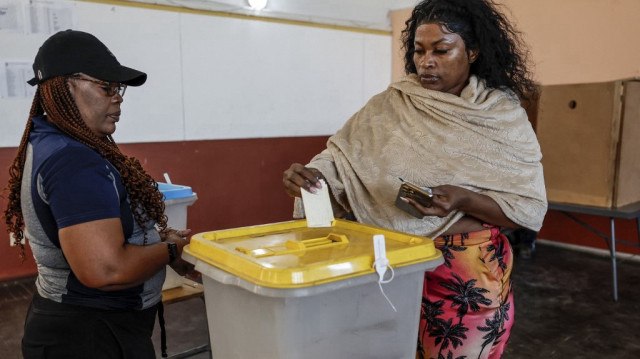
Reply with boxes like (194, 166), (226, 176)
(183, 219), (442, 289)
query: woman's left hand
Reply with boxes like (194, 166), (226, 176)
(159, 228), (191, 242)
(403, 184), (470, 217)
(403, 184), (520, 229)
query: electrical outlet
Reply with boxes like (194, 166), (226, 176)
(9, 233), (24, 246)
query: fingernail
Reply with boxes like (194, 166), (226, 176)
(400, 196), (409, 203)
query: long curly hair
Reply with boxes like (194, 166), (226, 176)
(401, 0), (537, 101)
(4, 76), (167, 260)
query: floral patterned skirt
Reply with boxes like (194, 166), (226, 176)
(417, 226), (514, 359)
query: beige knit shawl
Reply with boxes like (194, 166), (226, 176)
(297, 74), (547, 238)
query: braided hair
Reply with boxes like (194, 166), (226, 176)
(4, 76), (167, 260)
(401, 0), (537, 101)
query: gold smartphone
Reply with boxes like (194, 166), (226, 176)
(395, 178), (433, 218)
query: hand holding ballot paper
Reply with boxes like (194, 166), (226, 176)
(300, 179), (335, 227)
(283, 163), (347, 222)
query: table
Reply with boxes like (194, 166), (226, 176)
(162, 280), (205, 305)
(161, 280), (211, 359)
(548, 201), (640, 301)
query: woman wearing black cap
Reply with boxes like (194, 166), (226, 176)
(4, 30), (190, 358)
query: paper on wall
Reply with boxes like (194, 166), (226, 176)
(300, 179), (334, 227)
(0, 61), (36, 98)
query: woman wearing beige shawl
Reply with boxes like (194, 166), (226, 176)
(284, 0), (546, 358)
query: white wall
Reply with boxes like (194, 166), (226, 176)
(0, 0), (391, 146)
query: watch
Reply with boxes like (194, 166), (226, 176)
(167, 242), (178, 263)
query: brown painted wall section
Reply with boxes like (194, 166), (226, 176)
(0, 137), (329, 281)
(3, 134), (640, 281)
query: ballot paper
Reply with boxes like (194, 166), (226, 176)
(300, 179), (335, 227)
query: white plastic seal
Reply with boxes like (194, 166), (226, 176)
(373, 234), (396, 312)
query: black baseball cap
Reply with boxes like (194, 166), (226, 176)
(27, 29), (147, 86)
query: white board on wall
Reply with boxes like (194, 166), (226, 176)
(181, 12), (391, 139)
(0, 0), (391, 147)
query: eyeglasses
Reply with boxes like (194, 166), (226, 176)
(70, 75), (127, 97)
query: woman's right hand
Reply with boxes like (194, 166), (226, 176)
(283, 163), (325, 197)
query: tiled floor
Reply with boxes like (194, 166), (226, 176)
(1, 242), (639, 359)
